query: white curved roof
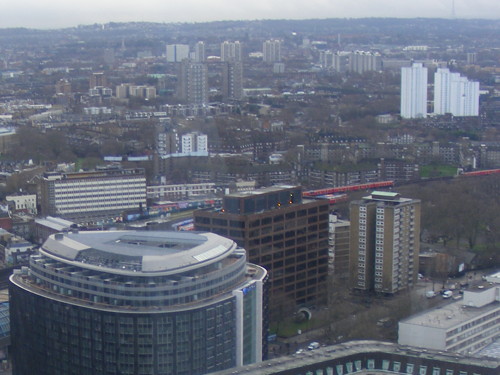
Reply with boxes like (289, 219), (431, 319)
(41, 230), (237, 275)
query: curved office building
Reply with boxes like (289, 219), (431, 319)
(9, 230), (267, 375)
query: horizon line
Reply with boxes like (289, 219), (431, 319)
(1, 16), (499, 32)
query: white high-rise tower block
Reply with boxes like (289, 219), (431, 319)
(401, 63), (428, 119)
(434, 68), (479, 116)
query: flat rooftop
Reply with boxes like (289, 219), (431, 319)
(35, 216), (75, 231)
(41, 230), (236, 275)
(212, 340), (500, 375)
(363, 191), (414, 203)
(399, 300), (500, 330)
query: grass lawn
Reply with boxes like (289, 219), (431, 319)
(270, 317), (326, 338)
(420, 165), (457, 178)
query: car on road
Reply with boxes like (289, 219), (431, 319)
(442, 290), (453, 299)
(308, 342), (320, 350)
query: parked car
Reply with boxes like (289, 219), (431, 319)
(426, 291), (437, 298)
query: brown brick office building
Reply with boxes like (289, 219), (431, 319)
(194, 186), (330, 308)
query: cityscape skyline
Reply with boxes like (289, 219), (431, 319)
(0, 0), (499, 29)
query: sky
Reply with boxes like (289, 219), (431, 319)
(1, 0), (499, 29)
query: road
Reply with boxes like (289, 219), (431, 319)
(268, 268), (498, 359)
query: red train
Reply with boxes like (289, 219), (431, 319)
(303, 180), (394, 197)
(459, 169), (500, 177)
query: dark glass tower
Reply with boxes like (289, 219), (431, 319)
(10, 230), (267, 375)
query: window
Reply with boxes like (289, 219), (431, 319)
(367, 360), (375, 370)
(382, 360), (390, 370)
(393, 362), (401, 372)
(346, 362), (353, 373)
(230, 220), (244, 228)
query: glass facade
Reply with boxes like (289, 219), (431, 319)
(9, 230), (268, 375)
(9, 287), (236, 375)
(0, 303), (9, 340)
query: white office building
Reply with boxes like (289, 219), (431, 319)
(39, 168), (147, 222)
(401, 63), (428, 119)
(434, 68), (479, 116)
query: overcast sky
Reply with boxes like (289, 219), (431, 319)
(1, 0), (499, 29)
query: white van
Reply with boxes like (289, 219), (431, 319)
(442, 290), (453, 299)
(308, 342), (320, 350)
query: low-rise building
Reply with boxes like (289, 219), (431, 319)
(6, 194), (37, 215)
(0, 128), (18, 154)
(213, 340), (499, 375)
(34, 216), (76, 245)
(2, 236), (35, 265)
(399, 273), (500, 355)
(38, 167), (146, 223)
(147, 183), (216, 201)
